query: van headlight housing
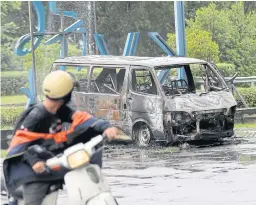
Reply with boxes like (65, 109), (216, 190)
(67, 150), (90, 169)
(172, 112), (192, 123)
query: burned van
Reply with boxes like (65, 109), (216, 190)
(51, 55), (237, 146)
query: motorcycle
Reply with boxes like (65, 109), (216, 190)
(6, 134), (119, 205)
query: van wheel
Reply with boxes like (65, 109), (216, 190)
(134, 123), (152, 147)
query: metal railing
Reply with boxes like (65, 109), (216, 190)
(194, 76), (255, 108)
(195, 76), (256, 88)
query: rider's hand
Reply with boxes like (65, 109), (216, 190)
(103, 127), (118, 141)
(32, 161), (46, 174)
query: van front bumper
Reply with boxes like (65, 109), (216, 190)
(174, 129), (234, 142)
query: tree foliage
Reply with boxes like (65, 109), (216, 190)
(1, 1), (256, 77)
(1, 1), (81, 71)
(167, 2), (256, 76)
(96, 1), (175, 56)
(167, 28), (219, 62)
(1, 1), (23, 70)
(23, 42), (81, 71)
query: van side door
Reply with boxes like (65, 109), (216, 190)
(83, 65), (129, 131)
(127, 66), (165, 140)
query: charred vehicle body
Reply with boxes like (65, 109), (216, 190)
(51, 56), (237, 146)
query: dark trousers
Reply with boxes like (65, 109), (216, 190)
(22, 182), (51, 205)
(13, 150), (103, 205)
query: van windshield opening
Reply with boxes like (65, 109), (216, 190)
(155, 63), (226, 96)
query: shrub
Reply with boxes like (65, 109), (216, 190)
(0, 106), (24, 129)
(1, 76), (28, 96)
(236, 87), (256, 107)
(1, 70), (87, 96)
(216, 63), (236, 77)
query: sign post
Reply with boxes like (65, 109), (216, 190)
(28, 1), (37, 104)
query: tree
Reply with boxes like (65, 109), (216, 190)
(184, 2), (256, 76)
(186, 3), (232, 62)
(1, 1), (24, 70)
(167, 28), (219, 63)
(96, 1), (175, 56)
(23, 41), (81, 72)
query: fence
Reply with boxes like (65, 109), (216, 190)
(195, 76), (256, 90)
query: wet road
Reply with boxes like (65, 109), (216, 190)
(2, 129), (256, 204)
(101, 134), (256, 205)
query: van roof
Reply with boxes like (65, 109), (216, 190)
(54, 55), (207, 67)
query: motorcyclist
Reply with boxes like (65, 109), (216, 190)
(3, 70), (118, 205)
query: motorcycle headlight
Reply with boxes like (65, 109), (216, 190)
(67, 150), (90, 169)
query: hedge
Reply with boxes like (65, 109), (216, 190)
(0, 106), (25, 129)
(1, 76), (28, 96)
(236, 87), (256, 108)
(1, 70), (98, 96)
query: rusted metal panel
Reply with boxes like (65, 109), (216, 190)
(73, 93), (120, 119)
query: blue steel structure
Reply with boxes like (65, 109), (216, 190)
(148, 32), (176, 56)
(148, 32), (177, 85)
(14, 2), (45, 56)
(20, 69), (36, 107)
(122, 32), (177, 85)
(15, 1), (187, 107)
(94, 34), (110, 55)
(121, 2), (187, 84)
(48, 1), (78, 19)
(44, 20), (86, 70)
(174, 1), (187, 80)
(44, 20), (84, 45)
(123, 32), (140, 56)
(15, 1), (88, 106)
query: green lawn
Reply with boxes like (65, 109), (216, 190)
(234, 123), (256, 129)
(1, 95), (27, 105)
(1, 150), (8, 158)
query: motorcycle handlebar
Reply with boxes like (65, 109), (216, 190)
(102, 133), (108, 143)
(46, 134), (108, 170)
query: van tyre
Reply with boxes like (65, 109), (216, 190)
(134, 123), (152, 147)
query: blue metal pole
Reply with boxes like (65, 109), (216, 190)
(20, 69), (36, 108)
(123, 32), (140, 56)
(94, 34), (109, 55)
(174, 1), (187, 80)
(82, 32), (87, 56)
(123, 33), (133, 56)
(148, 32), (176, 56)
(59, 38), (68, 71)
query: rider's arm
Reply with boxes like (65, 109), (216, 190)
(8, 109), (114, 154)
(23, 147), (44, 168)
(71, 111), (112, 133)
